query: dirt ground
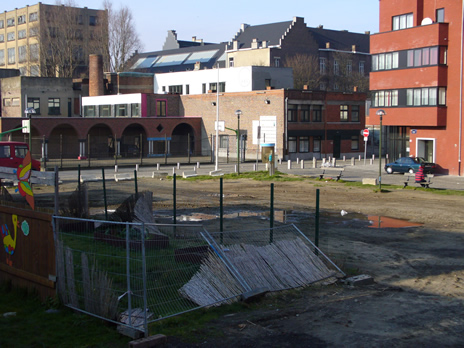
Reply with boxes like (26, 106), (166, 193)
(31, 176), (464, 346)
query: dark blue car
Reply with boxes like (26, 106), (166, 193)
(385, 157), (436, 174)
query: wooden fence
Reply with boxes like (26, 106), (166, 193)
(0, 205), (55, 300)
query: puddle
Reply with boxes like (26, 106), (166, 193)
(368, 216), (423, 228)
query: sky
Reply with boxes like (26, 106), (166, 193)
(8, 0), (379, 53)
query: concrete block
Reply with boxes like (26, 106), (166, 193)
(362, 178), (377, 185)
(345, 274), (374, 286)
(209, 170), (224, 176)
(129, 334), (167, 347)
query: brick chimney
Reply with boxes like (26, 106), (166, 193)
(89, 54), (103, 96)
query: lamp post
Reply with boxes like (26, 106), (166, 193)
(235, 109), (242, 175)
(376, 109), (386, 191)
(24, 107), (36, 155)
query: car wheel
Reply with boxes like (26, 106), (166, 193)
(408, 168), (414, 174)
(386, 167), (393, 174)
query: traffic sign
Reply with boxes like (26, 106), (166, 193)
(363, 129), (369, 137)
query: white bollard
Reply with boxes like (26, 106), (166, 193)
(313, 158), (317, 169)
(157, 163), (160, 170)
(322, 158), (326, 165)
(370, 159), (373, 165)
(197, 161), (200, 168)
(194, 166), (197, 173)
(172, 167), (176, 175)
(358, 155), (361, 161)
(115, 165), (118, 173)
(135, 164), (139, 172)
(372, 154), (375, 160)
(253, 163), (257, 171)
(287, 160), (292, 169)
(234, 164), (238, 173)
(296, 158), (299, 164)
(265, 163), (268, 170)
(332, 158), (336, 167)
(351, 157), (355, 166)
(301, 160), (305, 169)
(177, 163), (180, 169)
(343, 156), (346, 161)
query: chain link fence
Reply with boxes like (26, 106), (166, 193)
(53, 216), (343, 337)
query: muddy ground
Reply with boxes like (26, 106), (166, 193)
(34, 176), (464, 346)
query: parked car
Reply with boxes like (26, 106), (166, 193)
(384, 157), (435, 174)
(0, 141), (41, 171)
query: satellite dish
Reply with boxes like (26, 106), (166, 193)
(421, 17), (433, 25)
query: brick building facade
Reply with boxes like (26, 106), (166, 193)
(369, 0), (463, 175)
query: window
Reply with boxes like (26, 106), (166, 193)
(83, 105), (96, 116)
(346, 61), (352, 75)
(313, 137), (321, 152)
(29, 12), (38, 22)
(169, 85), (183, 94)
(18, 29), (26, 39)
(439, 87), (446, 105)
(209, 83), (217, 93)
(18, 15), (26, 24)
(0, 50), (4, 66)
(414, 49), (422, 67)
(29, 27), (38, 37)
(385, 53), (392, 70)
(76, 14), (83, 24)
(0, 20), (4, 28)
(378, 54), (385, 70)
(229, 57), (234, 67)
(407, 89), (414, 106)
(12, 98), (19, 106)
(413, 89), (421, 106)
(265, 79), (271, 88)
(351, 105), (359, 122)
(351, 136), (359, 150)
(202, 83), (206, 94)
(219, 135), (229, 148)
(30, 65), (39, 76)
(219, 82), (225, 92)
(48, 98), (60, 115)
(89, 16), (97, 26)
(392, 13), (413, 30)
(7, 48), (15, 64)
(429, 88), (437, 105)
(274, 57), (280, 67)
(334, 60), (340, 75)
(301, 105), (310, 122)
(156, 100), (166, 116)
(27, 98), (40, 114)
(421, 88), (429, 105)
(288, 104), (297, 122)
(7, 32), (15, 41)
(29, 44), (38, 61)
(99, 105), (110, 116)
(115, 104), (127, 117)
(7, 18), (15, 27)
(312, 105), (322, 122)
(430, 47), (438, 65)
(340, 105), (348, 121)
(3, 98), (11, 107)
(131, 103), (140, 117)
(359, 61), (365, 74)
(319, 58), (326, 74)
(0, 34), (3, 43)
(0, 145), (10, 158)
(299, 137), (309, 152)
(436, 8), (445, 23)
(18, 46), (26, 63)
(186, 85), (190, 95)
(288, 137), (297, 153)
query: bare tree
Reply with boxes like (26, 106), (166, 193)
(326, 51), (369, 93)
(103, 0), (143, 72)
(33, 0), (108, 77)
(284, 54), (322, 90)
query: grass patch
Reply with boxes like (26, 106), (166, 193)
(0, 282), (131, 347)
(172, 171), (304, 182)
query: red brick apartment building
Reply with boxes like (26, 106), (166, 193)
(369, 0), (464, 175)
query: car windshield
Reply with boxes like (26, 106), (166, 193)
(15, 146), (28, 158)
(415, 157), (427, 163)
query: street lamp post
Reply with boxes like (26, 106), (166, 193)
(235, 110), (242, 175)
(376, 109), (386, 191)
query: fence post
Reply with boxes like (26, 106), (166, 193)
(315, 189), (320, 255)
(173, 173), (177, 227)
(188, 133), (191, 164)
(141, 222), (149, 338)
(220, 177), (223, 244)
(102, 168), (108, 220)
(270, 183), (274, 243)
(60, 134), (63, 169)
(140, 133), (143, 166)
(125, 223), (133, 333)
(88, 134), (91, 168)
(134, 169), (138, 198)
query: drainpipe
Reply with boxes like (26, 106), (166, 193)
(459, 1), (464, 175)
(285, 97), (288, 159)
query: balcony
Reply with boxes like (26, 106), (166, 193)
(369, 107), (446, 127)
(371, 23), (448, 53)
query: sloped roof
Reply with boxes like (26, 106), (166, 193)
(230, 21), (293, 49)
(308, 27), (370, 52)
(127, 43), (226, 73)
